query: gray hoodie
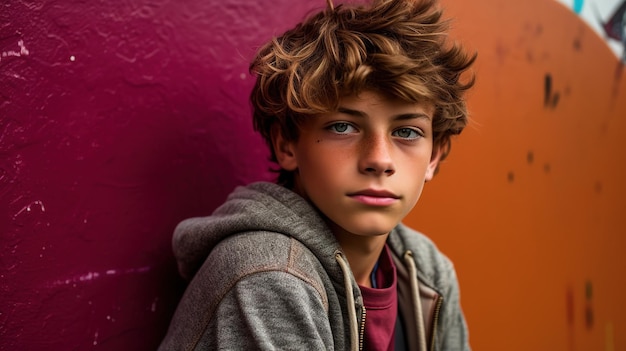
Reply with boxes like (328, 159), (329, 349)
(159, 182), (470, 351)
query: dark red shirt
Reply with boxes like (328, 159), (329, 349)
(358, 245), (398, 351)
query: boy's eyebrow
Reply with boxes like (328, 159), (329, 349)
(337, 106), (432, 121)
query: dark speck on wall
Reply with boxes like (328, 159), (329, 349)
(585, 280), (594, 330)
(573, 37), (581, 51)
(544, 73), (560, 109)
(527, 151), (534, 165)
(594, 181), (602, 194)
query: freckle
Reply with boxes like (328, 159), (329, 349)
(316, 139), (321, 143)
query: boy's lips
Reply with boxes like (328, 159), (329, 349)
(347, 189), (400, 206)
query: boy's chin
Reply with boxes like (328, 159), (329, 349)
(331, 221), (397, 238)
(321, 211), (402, 238)
(350, 226), (393, 237)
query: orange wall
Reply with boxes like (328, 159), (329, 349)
(404, 0), (626, 350)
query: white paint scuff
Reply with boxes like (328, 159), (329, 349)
(0, 40), (30, 63)
(50, 266), (152, 287)
(13, 200), (46, 219)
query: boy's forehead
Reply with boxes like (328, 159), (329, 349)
(337, 90), (435, 115)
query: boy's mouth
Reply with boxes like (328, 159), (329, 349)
(347, 189), (400, 206)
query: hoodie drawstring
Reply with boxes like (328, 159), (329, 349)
(336, 250), (429, 351)
(404, 251), (428, 351)
(335, 253), (360, 351)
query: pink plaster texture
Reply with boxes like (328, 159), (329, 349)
(0, 0), (322, 349)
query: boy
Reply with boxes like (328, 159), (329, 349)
(159, 0), (475, 349)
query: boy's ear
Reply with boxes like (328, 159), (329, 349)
(425, 146), (444, 182)
(272, 127), (298, 171)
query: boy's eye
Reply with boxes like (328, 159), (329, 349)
(328, 123), (356, 134)
(392, 128), (422, 140)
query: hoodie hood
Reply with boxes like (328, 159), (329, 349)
(173, 181), (345, 281)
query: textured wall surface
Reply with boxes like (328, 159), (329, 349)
(1, 0), (625, 350)
(0, 0), (306, 349)
(407, 0), (626, 350)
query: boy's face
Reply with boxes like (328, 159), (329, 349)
(275, 90), (441, 238)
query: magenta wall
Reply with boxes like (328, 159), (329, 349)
(0, 1), (318, 349)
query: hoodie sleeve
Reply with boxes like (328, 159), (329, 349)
(159, 231), (338, 350)
(436, 258), (471, 351)
(203, 270), (334, 350)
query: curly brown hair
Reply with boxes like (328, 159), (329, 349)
(250, 0), (476, 188)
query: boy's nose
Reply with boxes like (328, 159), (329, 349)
(358, 135), (395, 176)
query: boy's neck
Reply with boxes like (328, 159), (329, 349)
(331, 226), (389, 288)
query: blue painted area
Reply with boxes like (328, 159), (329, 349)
(573, 0), (584, 14)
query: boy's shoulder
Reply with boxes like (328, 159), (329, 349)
(160, 231), (334, 349)
(209, 230), (319, 274)
(206, 230), (331, 304)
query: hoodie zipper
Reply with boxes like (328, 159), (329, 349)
(429, 295), (443, 351)
(358, 306), (366, 350)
